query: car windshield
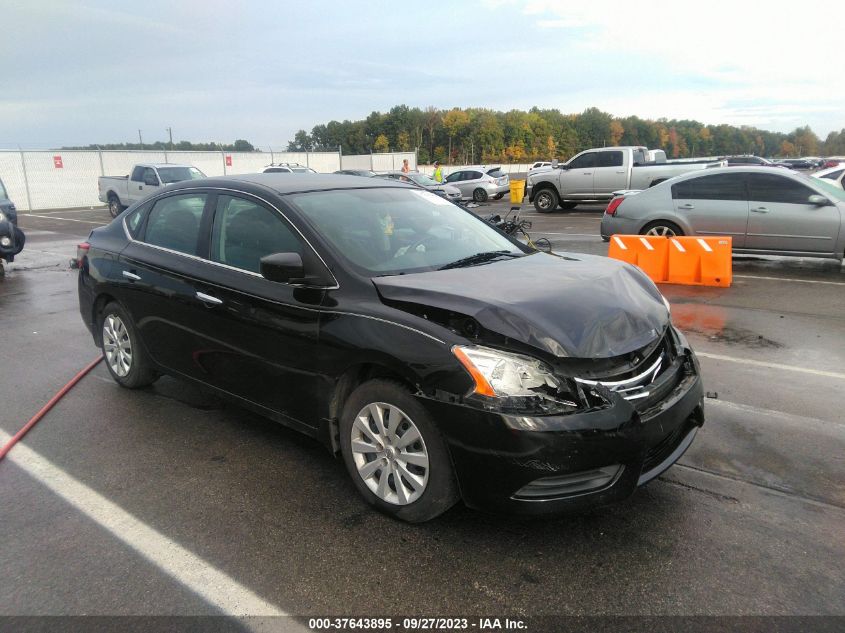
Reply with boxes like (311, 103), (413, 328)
(158, 167), (205, 183)
(289, 188), (526, 276)
(810, 176), (845, 202)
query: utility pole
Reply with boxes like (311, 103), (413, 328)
(166, 127), (173, 150)
(138, 129), (143, 149)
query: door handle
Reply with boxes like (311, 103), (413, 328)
(138, 186), (143, 190)
(196, 291), (223, 306)
(679, 203), (695, 209)
(616, 170), (625, 174)
(751, 207), (769, 213)
(583, 172), (592, 175)
(122, 270), (141, 281)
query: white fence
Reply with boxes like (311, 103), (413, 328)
(0, 149), (417, 211)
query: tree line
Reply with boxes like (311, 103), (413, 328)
(287, 105), (845, 163)
(62, 139), (256, 152)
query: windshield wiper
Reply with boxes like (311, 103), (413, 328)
(438, 250), (520, 271)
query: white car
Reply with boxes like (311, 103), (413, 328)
(262, 163), (317, 174)
(812, 164), (845, 189)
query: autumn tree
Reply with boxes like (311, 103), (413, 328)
(373, 134), (390, 153)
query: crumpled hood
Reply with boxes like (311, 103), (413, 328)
(373, 252), (668, 358)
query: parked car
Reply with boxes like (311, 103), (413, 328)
(822, 158), (844, 169)
(725, 155), (786, 168)
(263, 163), (317, 174)
(812, 165), (845, 189)
(529, 161), (552, 170)
(600, 167), (845, 260)
(773, 158), (814, 170)
(526, 146), (726, 213)
(335, 169), (376, 177)
(99, 164), (206, 218)
(76, 173), (704, 522)
(0, 175), (25, 266)
(443, 166), (510, 202)
(376, 171), (462, 202)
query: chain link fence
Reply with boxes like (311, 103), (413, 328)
(0, 149), (418, 211)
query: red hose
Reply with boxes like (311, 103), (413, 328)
(0, 356), (103, 461)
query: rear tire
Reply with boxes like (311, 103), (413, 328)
(108, 195), (124, 218)
(533, 188), (559, 213)
(473, 188), (488, 203)
(641, 220), (683, 237)
(339, 379), (459, 523)
(99, 302), (159, 389)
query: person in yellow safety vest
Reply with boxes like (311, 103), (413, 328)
(433, 161), (443, 183)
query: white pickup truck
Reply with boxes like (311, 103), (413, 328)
(526, 146), (725, 212)
(98, 163), (205, 217)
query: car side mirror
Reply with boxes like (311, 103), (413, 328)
(551, 159), (559, 168)
(144, 175), (159, 186)
(260, 252), (304, 283)
(808, 194), (829, 207)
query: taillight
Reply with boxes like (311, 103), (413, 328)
(606, 197), (624, 216)
(73, 242), (90, 269)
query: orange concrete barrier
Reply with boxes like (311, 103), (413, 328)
(607, 235), (669, 282)
(667, 236), (732, 287)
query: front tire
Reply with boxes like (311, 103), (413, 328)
(493, 193), (504, 200)
(559, 201), (577, 210)
(533, 188), (559, 213)
(100, 302), (158, 388)
(473, 188), (489, 203)
(641, 220), (684, 237)
(339, 379), (458, 523)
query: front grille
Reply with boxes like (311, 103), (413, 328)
(574, 336), (671, 403)
(512, 465), (623, 501)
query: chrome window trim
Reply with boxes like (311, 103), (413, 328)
(122, 186), (340, 290)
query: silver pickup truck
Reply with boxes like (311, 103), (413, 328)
(526, 146), (725, 212)
(98, 163), (204, 217)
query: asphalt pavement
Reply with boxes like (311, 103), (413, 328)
(1, 202), (844, 626)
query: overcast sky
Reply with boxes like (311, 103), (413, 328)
(2, 0), (842, 148)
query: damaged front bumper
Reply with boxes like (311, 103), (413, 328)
(419, 330), (704, 515)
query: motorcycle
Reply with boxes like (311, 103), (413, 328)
(484, 207), (551, 252)
(0, 201), (26, 274)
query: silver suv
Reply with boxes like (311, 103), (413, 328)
(444, 166), (510, 202)
(262, 163), (317, 174)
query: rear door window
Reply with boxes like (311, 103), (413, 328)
(142, 193), (208, 256)
(130, 166), (145, 182)
(211, 195), (303, 274)
(672, 174), (747, 201)
(746, 174), (817, 204)
(597, 151), (624, 167)
(463, 171), (483, 181)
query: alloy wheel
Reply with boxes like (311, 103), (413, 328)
(350, 402), (429, 505)
(103, 314), (132, 377)
(645, 225), (677, 237)
(537, 192), (553, 210)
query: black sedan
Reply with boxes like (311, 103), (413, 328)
(76, 174), (704, 522)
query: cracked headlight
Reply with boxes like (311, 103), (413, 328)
(452, 345), (578, 413)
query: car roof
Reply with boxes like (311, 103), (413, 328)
(167, 173), (410, 195)
(669, 165), (809, 183)
(138, 163), (196, 169)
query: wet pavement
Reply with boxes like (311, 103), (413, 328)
(1, 204), (844, 621)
